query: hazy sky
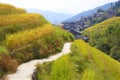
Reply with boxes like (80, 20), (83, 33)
(0, 0), (118, 14)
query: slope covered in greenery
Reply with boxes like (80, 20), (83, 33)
(0, 3), (26, 15)
(83, 17), (120, 61)
(0, 3), (74, 79)
(36, 40), (120, 80)
(6, 24), (74, 63)
(0, 13), (48, 41)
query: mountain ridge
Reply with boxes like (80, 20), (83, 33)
(27, 9), (73, 25)
(65, 2), (115, 22)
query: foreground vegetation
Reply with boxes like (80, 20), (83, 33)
(1, 3), (120, 80)
(6, 24), (74, 63)
(0, 3), (74, 79)
(36, 40), (120, 80)
(83, 17), (120, 61)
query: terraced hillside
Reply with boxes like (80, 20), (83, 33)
(0, 4), (26, 15)
(0, 3), (74, 79)
(0, 13), (48, 41)
(36, 40), (120, 80)
(83, 17), (120, 61)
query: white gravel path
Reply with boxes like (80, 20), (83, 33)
(7, 43), (71, 80)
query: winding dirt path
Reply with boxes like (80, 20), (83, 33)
(7, 43), (71, 80)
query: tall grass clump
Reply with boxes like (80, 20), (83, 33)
(82, 69), (95, 80)
(0, 54), (18, 78)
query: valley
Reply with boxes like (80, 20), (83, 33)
(0, 0), (120, 80)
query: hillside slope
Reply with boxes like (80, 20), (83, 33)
(65, 2), (115, 22)
(0, 3), (74, 79)
(7, 43), (71, 80)
(36, 40), (120, 80)
(63, 1), (120, 39)
(0, 13), (48, 41)
(83, 17), (120, 61)
(0, 3), (26, 15)
(27, 9), (72, 25)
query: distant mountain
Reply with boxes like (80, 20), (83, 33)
(65, 2), (115, 22)
(27, 9), (73, 25)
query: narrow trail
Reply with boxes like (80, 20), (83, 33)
(7, 43), (71, 80)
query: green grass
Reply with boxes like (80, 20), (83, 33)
(83, 17), (120, 61)
(36, 55), (77, 80)
(0, 46), (8, 54)
(50, 55), (76, 80)
(82, 69), (95, 80)
(72, 40), (120, 80)
(36, 40), (120, 80)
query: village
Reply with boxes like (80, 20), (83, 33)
(62, 7), (116, 39)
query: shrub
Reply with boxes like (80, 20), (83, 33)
(0, 54), (18, 77)
(0, 46), (8, 54)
